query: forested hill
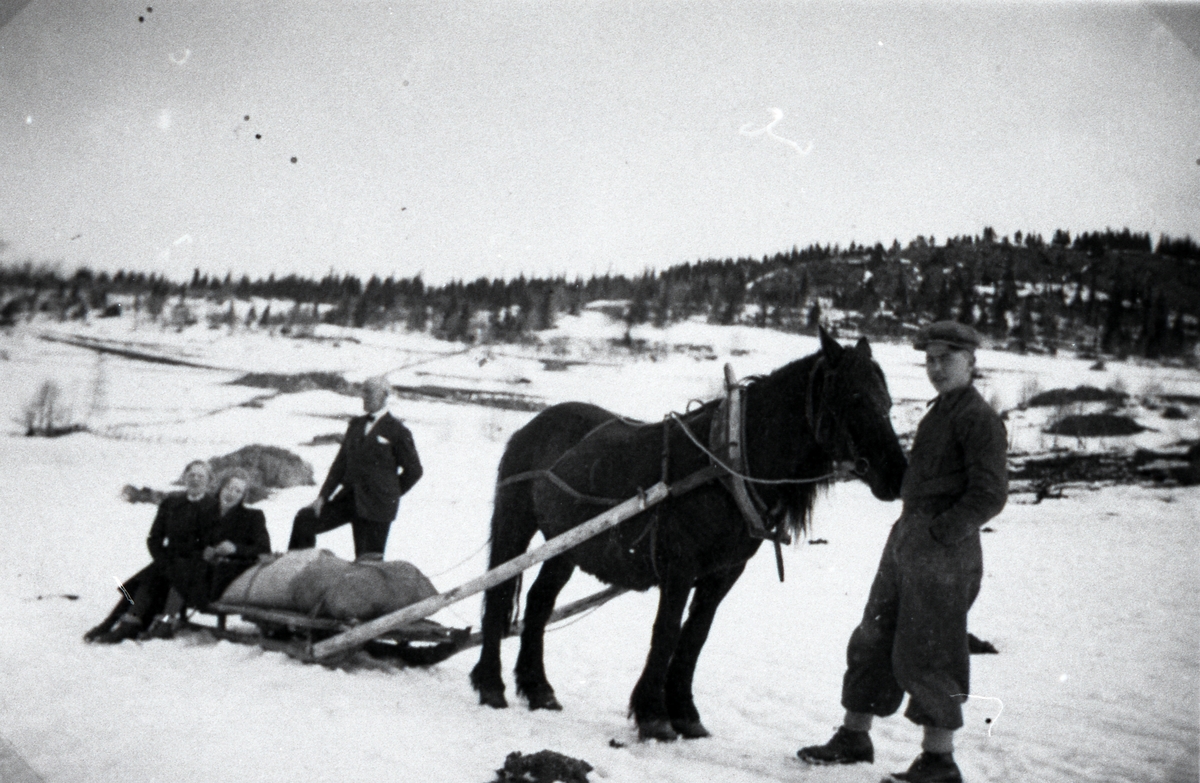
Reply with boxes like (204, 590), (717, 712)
(2, 227), (1198, 360)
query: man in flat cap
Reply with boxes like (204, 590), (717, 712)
(797, 321), (1007, 783)
(288, 376), (422, 560)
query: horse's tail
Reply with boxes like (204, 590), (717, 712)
(471, 465), (537, 703)
(480, 464), (539, 637)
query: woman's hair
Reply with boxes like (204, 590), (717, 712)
(216, 468), (253, 504)
(183, 459), (210, 475)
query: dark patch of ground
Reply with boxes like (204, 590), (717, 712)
(539, 358), (586, 371)
(38, 333), (222, 369)
(303, 433), (344, 447)
(1159, 393), (1200, 406)
(673, 343), (718, 360)
(230, 372), (547, 412)
(24, 423), (87, 438)
(1044, 413), (1146, 437)
(1009, 442), (1200, 500)
(1025, 385), (1127, 408)
(121, 485), (165, 504)
(390, 383), (546, 412)
(230, 372), (360, 396)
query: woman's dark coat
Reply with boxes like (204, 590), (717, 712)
(202, 503), (271, 603)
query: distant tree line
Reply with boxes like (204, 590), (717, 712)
(1, 227), (1197, 360)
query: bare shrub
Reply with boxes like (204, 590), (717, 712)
(168, 300), (197, 330)
(23, 380), (86, 437)
(986, 388), (1004, 414)
(1140, 380), (1165, 399)
(1017, 376), (1041, 408)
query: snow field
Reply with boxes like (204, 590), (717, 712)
(0, 315), (1196, 782)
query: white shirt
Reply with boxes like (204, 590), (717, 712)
(363, 410), (385, 436)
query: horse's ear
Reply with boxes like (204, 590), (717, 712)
(854, 336), (872, 359)
(819, 326), (844, 363)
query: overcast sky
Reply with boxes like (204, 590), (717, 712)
(1, 2), (1197, 284)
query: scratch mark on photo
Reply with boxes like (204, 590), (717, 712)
(954, 694), (1004, 736)
(740, 108), (813, 156)
(114, 577), (133, 604)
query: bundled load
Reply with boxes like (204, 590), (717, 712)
(219, 549), (437, 622)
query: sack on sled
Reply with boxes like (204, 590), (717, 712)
(219, 549), (437, 621)
(219, 548), (326, 609)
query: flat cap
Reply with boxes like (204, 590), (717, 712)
(913, 320), (981, 351)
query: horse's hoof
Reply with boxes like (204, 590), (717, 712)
(526, 689), (563, 711)
(478, 689), (508, 709)
(637, 719), (679, 742)
(671, 719), (711, 739)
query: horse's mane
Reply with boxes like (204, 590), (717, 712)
(741, 352), (832, 541)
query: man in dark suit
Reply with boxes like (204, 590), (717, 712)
(288, 376), (423, 559)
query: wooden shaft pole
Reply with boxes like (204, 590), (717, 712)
(311, 482), (669, 661)
(461, 584), (628, 650)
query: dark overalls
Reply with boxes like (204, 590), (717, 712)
(841, 384), (1007, 729)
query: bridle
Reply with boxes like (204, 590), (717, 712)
(805, 355), (873, 478)
(669, 356), (867, 534)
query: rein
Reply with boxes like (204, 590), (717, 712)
(669, 412), (838, 488)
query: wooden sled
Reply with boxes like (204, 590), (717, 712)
(194, 601), (470, 666)
(309, 485), (673, 663)
(194, 584), (627, 667)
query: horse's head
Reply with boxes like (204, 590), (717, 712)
(812, 328), (907, 501)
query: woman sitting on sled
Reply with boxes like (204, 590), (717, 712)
(86, 465), (270, 643)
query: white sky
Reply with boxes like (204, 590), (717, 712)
(1, 1), (1198, 284)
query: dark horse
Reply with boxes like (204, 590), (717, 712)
(469, 329), (907, 741)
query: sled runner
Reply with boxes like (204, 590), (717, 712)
(198, 600), (471, 665)
(201, 583), (628, 666)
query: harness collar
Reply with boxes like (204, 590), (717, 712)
(710, 364), (792, 545)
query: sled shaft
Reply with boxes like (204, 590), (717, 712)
(463, 584), (628, 650)
(312, 482), (670, 660)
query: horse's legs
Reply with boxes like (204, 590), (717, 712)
(664, 563), (746, 738)
(629, 566), (695, 741)
(513, 554), (576, 710)
(470, 489), (540, 709)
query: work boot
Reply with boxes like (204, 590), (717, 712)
(882, 752), (963, 783)
(92, 617), (142, 645)
(797, 726), (874, 765)
(141, 615), (179, 640)
(83, 621), (112, 643)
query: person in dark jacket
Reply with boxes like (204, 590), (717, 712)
(201, 468), (271, 604)
(87, 460), (216, 644)
(797, 321), (1008, 783)
(287, 376), (422, 559)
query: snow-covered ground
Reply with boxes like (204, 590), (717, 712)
(0, 314), (1197, 783)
